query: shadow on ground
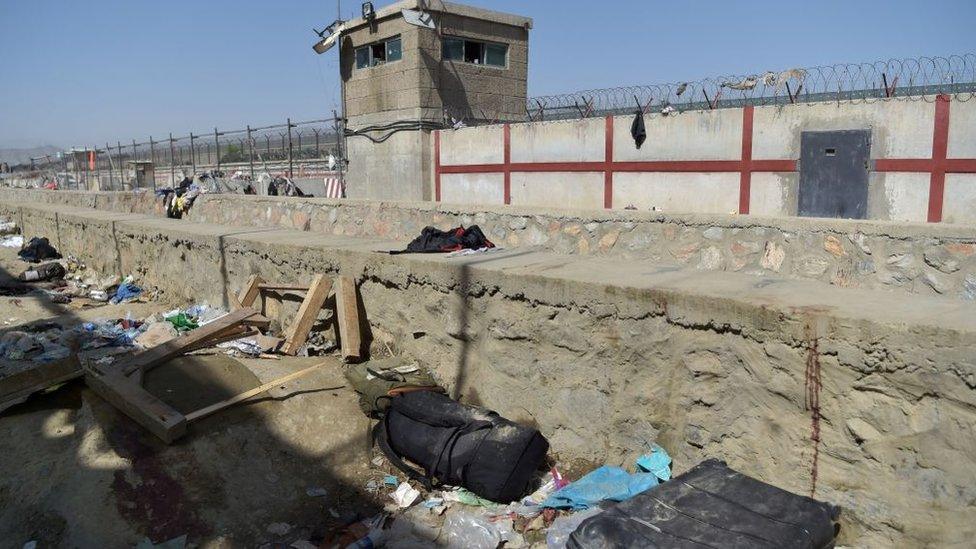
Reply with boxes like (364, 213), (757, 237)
(0, 258), (387, 547)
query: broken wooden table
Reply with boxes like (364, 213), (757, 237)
(84, 307), (270, 442)
(235, 273), (362, 361)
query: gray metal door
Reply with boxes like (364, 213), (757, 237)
(798, 130), (871, 219)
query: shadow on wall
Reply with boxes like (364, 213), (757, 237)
(448, 249), (535, 401)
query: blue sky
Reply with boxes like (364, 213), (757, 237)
(0, 0), (972, 149)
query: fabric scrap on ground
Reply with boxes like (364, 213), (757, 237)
(541, 465), (659, 510)
(636, 445), (672, 481)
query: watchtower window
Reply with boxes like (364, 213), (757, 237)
(442, 36), (507, 68)
(355, 36), (402, 69)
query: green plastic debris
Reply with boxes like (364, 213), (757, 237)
(165, 313), (198, 331)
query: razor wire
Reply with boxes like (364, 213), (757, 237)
(525, 54), (976, 122)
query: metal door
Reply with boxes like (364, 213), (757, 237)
(798, 130), (871, 219)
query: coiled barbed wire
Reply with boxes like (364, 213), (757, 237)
(524, 54), (976, 122)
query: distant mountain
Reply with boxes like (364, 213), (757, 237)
(0, 145), (62, 166)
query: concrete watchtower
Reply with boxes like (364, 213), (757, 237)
(338, 0), (531, 201)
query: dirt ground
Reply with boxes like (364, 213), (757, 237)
(0, 247), (395, 548)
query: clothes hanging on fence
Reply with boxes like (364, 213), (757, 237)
(630, 111), (647, 149)
(390, 225), (495, 254)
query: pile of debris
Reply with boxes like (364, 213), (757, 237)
(291, 354), (843, 548)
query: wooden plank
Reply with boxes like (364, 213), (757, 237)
(119, 308), (258, 376)
(335, 276), (362, 362)
(264, 291), (281, 323)
(184, 362), (324, 422)
(236, 275), (264, 309)
(0, 357), (82, 414)
(85, 367), (187, 443)
(281, 275), (333, 355)
(258, 283), (310, 291)
(240, 314), (271, 330)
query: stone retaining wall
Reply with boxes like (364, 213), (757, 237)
(2, 200), (975, 547)
(2, 188), (976, 301)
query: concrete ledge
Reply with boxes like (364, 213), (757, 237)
(3, 188), (976, 301)
(3, 199), (975, 546)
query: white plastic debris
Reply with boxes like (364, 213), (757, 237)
(0, 235), (23, 248)
(391, 482), (421, 508)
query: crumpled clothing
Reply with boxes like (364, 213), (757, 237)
(110, 282), (142, 304)
(18, 237), (61, 263)
(630, 110), (646, 149)
(542, 465), (659, 510)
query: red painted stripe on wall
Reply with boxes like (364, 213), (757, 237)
(604, 116), (614, 209)
(928, 94), (951, 222)
(739, 106), (754, 214)
(503, 123), (512, 205)
(439, 160), (798, 175)
(434, 130), (441, 202)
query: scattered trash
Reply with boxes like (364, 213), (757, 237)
(443, 487), (497, 508)
(635, 445), (672, 481)
(89, 289), (109, 302)
(110, 282), (142, 304)
(442, 511), (515, 549)
(721, 75), (759, 90)
(18, 262), (66, 282)
(423, 497), (445, 508)
(0, 235), (24, 248)
(660, 104), (676, 116)
(542, 465), (660, 510)
(384, 475), (399, 486)
(545, 506), (603, 549)
(0, 220), (18, 235)
(345, 358), (444, 416)
(134, 321), (178, 348)
(217, 338), (263, 357)
(391, 482), (421, 508)
(17, 236), (61, 263)
(165, 312), (199, 331)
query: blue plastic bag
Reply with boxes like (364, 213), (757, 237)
(636, 445), (672, 481)
(542, 465), (659, 510)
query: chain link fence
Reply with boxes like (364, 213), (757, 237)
(21, 117), (343, 191)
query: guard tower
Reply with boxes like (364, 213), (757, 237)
(338, 0), (531, 201)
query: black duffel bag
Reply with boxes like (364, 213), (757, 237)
(568, 459), (841, 549)
(374, 390), (549, 503)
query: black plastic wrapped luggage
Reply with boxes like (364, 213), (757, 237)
(568, 459), (840, 549)
(374, 390), (549, 503)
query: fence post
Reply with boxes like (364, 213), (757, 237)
(214, 127), (221, 172)
(287, 118), (294, 178)
(246, 125), (254, 179)
(189, 132), (196, 174)
(105, 143), (114, 189)
(149, 136), (157, 190)
(313, 128), (320, 157)
(117, 141), (125, 188)
(169, 133), (175, 185)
